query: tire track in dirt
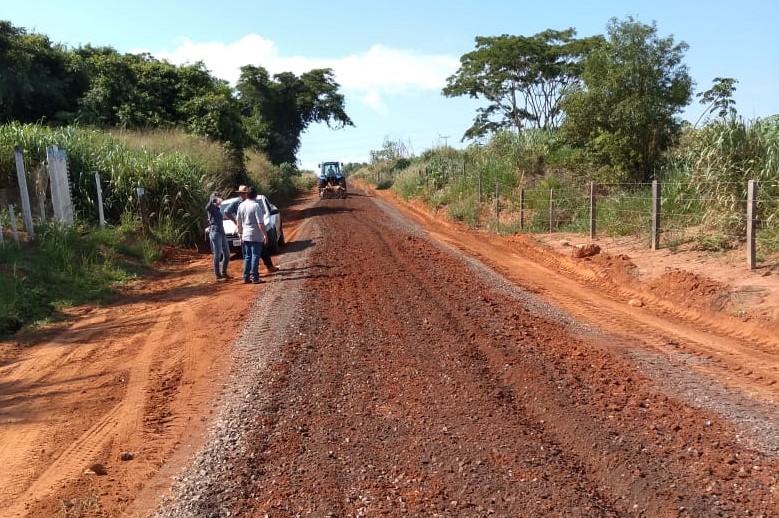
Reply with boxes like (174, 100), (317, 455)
(239, 194), (621, 515)
(379, 189), (779, 422)
(0, 313), (120, 508)
(363, 195), (763, 513)
(4, 303), (177, 517)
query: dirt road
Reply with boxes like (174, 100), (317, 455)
(1, 184), (777, 517)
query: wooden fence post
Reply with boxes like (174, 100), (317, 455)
(137, 186), (151, 237)
(747, 180), (757, 270)
(651, 180), (661, 250)
(589, 181), (597, 239)
(519, 188), (525, 232)
(495, 182), (500, 220)
(548, 188), (554, 233)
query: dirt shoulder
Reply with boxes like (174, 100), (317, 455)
(0, 192), (315, 517)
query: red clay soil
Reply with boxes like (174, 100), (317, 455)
(0, 183), (777, 517)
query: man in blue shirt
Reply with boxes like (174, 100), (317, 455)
(205, 192), (230, 280)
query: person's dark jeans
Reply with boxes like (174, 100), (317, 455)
(242, 240), (262, 282)
(261, 245), (275, 268)
(209, 229), (230, 277)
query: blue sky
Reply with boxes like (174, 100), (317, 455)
(4, 0), (778, 171)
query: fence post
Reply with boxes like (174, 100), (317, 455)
(13, 147), (35, 240)
(478, 171), (483, 203)
(495, 182), (500, 220)
(47, 145), (75, 225)
(747, 180), (757, 270)
(548, 188), (554, 233)
(137, 186), (151, 237)
(8, 204), (20, 246)
(651, 180), (661, 250)
(519, 188), (525, 232)
(95, 172), (106, 229)
(589, 182), (597, 239)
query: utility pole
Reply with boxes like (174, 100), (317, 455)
(439, 135), (450, 148)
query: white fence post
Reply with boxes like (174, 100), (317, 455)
(8, 204), (20, 246)
(95, 172), (106, 229)
(13, 147), (35, 240)
(47, 146), (74, 225)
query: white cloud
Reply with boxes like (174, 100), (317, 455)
(360, 90), (389, 116)
(141, 34), (459, 115)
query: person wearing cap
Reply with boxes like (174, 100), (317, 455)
(205, 191), (230, 280)
(236, 186), (270, 284)
(222, 184), (279, 274)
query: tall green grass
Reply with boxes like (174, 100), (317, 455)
(0, 220), (145, 337)
(379, 119), (778, 257)
(0, 123), (300, 337)
(663, 116), (779, 248)
(0, 122), (237, 244)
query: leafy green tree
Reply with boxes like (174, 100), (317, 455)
(0, 21), (83, 123)
(695, 77), (738, 125)
(75, 47), (247, 148)
(443, 29), (602, 139)
(75, 46), (146, 126)
(343, 162), (368, 176)
(170, 62), (247, 147)
(369, 138), (411, 163)
(560, 17), (693, 182)
(236, 65), (353, 165)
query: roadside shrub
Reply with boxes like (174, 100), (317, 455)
(447, 194), (480, 227)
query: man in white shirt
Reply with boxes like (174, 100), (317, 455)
(236, 186), (269, 284)
(222, 185), (279, 273)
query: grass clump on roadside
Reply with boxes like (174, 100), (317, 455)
(0, 219), (155, 338)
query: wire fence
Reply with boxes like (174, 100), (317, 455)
(410, 160), (779, 269)
(507, 180), (776, 269)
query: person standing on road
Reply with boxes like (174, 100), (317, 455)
(219, 184), (248, 224)
(205, 191), (230, 281)
(236, 186), (269, 284)
(222, 185), (280, 274)
(256, 191), (280, 273)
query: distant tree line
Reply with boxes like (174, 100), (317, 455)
(0, 20), (353, 169)
(442, 17), (744, 184)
